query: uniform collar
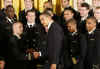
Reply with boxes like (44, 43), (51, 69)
(72, 30), (77, 36)
(27, 22), (35, 27)
(98, 20), (100, 23)
(81, 15), (88, 21)
(88, 27), (96, 34)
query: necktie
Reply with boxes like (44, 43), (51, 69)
(29, 25), (33, 28)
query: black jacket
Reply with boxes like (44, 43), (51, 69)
(48, 22), (64, 64)
(8, 35), (27, 69)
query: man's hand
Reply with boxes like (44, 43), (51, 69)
(26, 48), (35, 53)
(33, 52), (40, 59)
(50, 64), (56, 69)
(0, 60), (5, 69)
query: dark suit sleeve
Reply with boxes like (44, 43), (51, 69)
(9, 37), (25, 61)
(96, 30), (100, 62)
(79, 34), (87, 69)
(48, 23), (64, 64)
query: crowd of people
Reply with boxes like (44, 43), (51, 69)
(0, 0), (100, 69)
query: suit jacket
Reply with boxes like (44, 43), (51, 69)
(8, 35), (27, 69)
(63, 32), (86, 69)
(23, 23), (42, 49)
(0, 16), (17, 61)
(86, 29), (100, 64)
(0, 22), (8, 61)
(8, 35), (26, 61)
(80, 29), (100, 69)
(78, 20), (87, 34)
(48, 22), (64, 64)
(0, 8), (6, 23)
(96, 22), (100, 29)
(23, 23), (48, 61)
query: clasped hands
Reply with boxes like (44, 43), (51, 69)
(26, 48), (40, 59)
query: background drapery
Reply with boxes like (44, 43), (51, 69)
(0, 0), (93, 17)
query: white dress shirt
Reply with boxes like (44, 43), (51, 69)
(48, 20), (54, 30)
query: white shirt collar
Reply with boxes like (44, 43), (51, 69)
(6, 17), (13, 24)
(72, 30), (77, 36)
(27, 22), (35, 27)
(48, 20), (54, 30)
(88, 27), (96, 34)
(98, 20), (100, 23)
(81, 15), (88, 21)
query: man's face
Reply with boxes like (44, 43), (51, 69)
(62, 0), (69, 8)
(26, 12), (36, 23)
(4, 0), (13, 8)
(40, 15), (49, 27)
(43, 2), (52, 11)
(24, 0), (33, 10)
(13, 23), (23, 35)
(86, 19), (96, 32)
(94, 9), (100, 20)
(93, 0), (100, 7)
(6, 7), (15, 19)
(64, 10), (74, 21)
(79, 7), (89, 17)
(67, 23), (76, 32)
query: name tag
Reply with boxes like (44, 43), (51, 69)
(90, 38), (95, 40)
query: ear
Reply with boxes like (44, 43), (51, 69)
(72, 13), (74, 16)
(26, 15), (28, 19)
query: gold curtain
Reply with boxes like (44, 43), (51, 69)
(1, 0), (4, 8)
(0, 0), (74, 16)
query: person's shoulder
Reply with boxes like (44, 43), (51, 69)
(95, 29), (100, 35)
(52, 22), (64, 32)
(19, 9), (25, 14)
(9, 35), (18, 41)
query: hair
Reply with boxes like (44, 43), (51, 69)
(64, 7), (75, 14)
(95, 6), (100, 10)
(26, 9), (36, 16)
(81, 2), (90, 9)
(44, 8), (53, 12)
(41, 10), (52, 17)
(86, 16), (97, 24)
(6, 5), (14, 10)
(66, 18), (77, 26)
(43, 8), (53, 16)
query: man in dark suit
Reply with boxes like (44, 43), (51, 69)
(78, 2), (94, 34)
(0, 5), (17, 69)
(40, 11), (64, 69)
(0, 22), (6, 69)
(1, 5), (17, 38)
(63, 19), (87, 69)
(0, 0), (13, 23)
(8, 22), (27, 69)
(63, 19), (80, 69)
(23, 9), (47, 69)
(82, 16), (100, 69)
(19, 0), (40, 25)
